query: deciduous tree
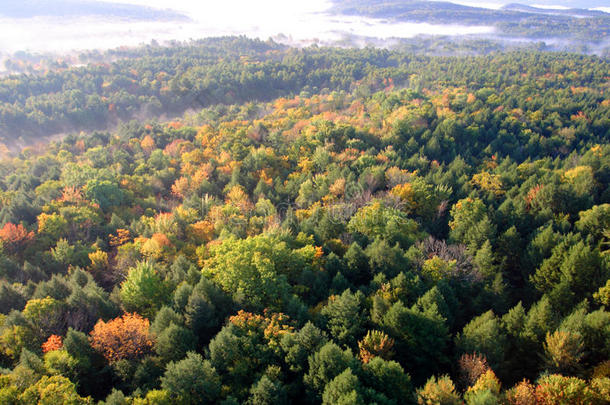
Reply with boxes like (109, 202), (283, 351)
(89, 313), (154, 363)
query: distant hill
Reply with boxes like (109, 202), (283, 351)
(333, 0), (497, 19)
(0, 0), (189, 21)
(502, 3), (606, 17)
(443, 0), (609, 8)
(331, 0), (610, 42)
(498, 0), (608, 8)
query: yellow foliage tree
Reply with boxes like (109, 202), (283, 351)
(141, 135), (155, 154)
(358, 330), (395, 364)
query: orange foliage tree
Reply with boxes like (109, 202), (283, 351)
(0, 222), (34, 254)
(188, 220), (215, 244)
(505, 380), (536, 405)
(109, 228), (131, 247)
(141, 135), (156, 153)
(171, 176), (190, 198)
(89, 313), (154, 363)
(42, 334), (63, 353)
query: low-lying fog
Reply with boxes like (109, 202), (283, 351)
(0, 0), (495, 54)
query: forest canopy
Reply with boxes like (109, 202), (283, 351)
(0, 37), (608, 404)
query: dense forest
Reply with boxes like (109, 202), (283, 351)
(1, 37), (608, 144)
(0, 38), (608, 404)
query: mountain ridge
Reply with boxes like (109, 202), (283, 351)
(0, 0), (189, 21)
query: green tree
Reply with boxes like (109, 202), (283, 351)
(245, 372), (288, 405)
(320, 289), (366, 348)
(455, 310), (506, 370)
(22, 297), (65, 339)
(203, 234), (317, 311)
(415, 286), (454, 329)
(184, 277), (233, 344)
(84, 179), (124, 212)
(362, 357), (413, 403)
(365, 238), (408, 279)
(593, 280), (610, 306)
(19, 375), (92, 404)
(344, 242), (370, 285)
(155, 324), (196, 363)
(382, 302), (449, 383)
(43, 349), (79, 381)
(208, 311), (292, 400)
(62, 328), (109, 398)
(347, 201), (423, 248)
(161, 352), (221, 405)
(120, 261), (171, 319)
(99, 389), (128, 405)
(322, 368), (364, 405)
(304, 342), (355, 399)
(281, 322), (328, 373)
(449, 197), (496, 251)
(150, 306), (183, 335)
(575, 204), (610, 242)
(523, 297), (558, 344)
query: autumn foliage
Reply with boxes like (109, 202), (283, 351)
(229, 310), (294, 343)
(358, 330), (395, 364)
(109, 228), (131, 247)
(0, 222), (34, 253)
(89, 313), (154, 363)
(42, 334), (63, 353)
(0, 41), (609, 404)
(458, 352), (491, 388)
